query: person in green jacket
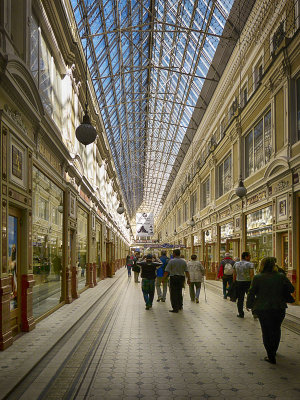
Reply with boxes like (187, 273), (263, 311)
(246, 257), (294, 365)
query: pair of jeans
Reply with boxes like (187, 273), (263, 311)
(222, 276), (233, 298)
(170, 275), (185, 311)
(256, 309), (285, 360)
(156, 276), (168, 300)
(142, 278), (155, 306)
(127, 266), (132, 276)
(236, 281), (251, 316)
(189, 282), (201, 301)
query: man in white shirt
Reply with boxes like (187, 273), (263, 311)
(163, 249), (190, 313)
(233, 251), (254, 318)
(187, 255), (205, 303)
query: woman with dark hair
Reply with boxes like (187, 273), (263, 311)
(126, 254), (133, 277)
(246, 257), (294, 364)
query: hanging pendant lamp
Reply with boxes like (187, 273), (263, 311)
(75, 9), (97, 146)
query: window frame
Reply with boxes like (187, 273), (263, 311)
(217, 152), (232, 198)
(201, 176), (210, 209)
(244, 109), (272, 178)
(252, 52), (264, 92)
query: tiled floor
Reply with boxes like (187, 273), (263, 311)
(1, 269), (300, 400)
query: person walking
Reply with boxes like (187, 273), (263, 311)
(137, 254), (162, 310)
(217, 252), (235, 299)
(233, 251), (254, 318)
(187, 254), (205, 303)
(156, 251), (169, 302)
(163, 249), (190, 313)
(246, 257), (294, 364)
(132, 252), (141, 282)
(126, 254), (133, 277)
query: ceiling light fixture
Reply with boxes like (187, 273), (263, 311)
(75, 5), (97, 146)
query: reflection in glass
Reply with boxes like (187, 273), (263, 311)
(32, 166), (63, 318)
(8, 216), (18, 310)
(246, 206), (273, 272)
(77, 207), (88, 291)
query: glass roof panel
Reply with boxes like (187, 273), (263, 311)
(71, 0), (236, 218)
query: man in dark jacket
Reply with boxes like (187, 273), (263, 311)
(137, 254), (162, 310)
(217, 253), (235, 299)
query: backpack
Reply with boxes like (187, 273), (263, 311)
(224, 262), (233, 275)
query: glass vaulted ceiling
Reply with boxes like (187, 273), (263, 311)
(71, 0), (234, 218)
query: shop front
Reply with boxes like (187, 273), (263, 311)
(77, 206), (88, 291)
(219, 221), (240, 260)
(246, 205), (273, 272)
(32, 166), (63, 319)
(204, 228), (216, 278)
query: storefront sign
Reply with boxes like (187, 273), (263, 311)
(276, 223), (289, 230)
(246, 190), (267, 206)
(273, 178), (291, 194)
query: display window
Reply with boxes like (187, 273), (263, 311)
(77, 207), (88, 290)
(32, 166), (63, 319)
(246, 205), (272, 272)
(220, 222), (239, 260)
(96, 221), (101, 279)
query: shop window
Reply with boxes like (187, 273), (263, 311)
(245, 109), (272, 178)
(218, 153), (232, 198)
(297, 78), (300, 141)
(30, 15), (62, 125)
(32, 166), (63, 319)
(201, 177), (210, 209)
(77, 207), (88, 291)
(246, 206), (273, 272)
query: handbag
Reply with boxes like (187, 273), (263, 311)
(283, 283), (295, 303)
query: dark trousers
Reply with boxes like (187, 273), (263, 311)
(222, 276), (233, 298)
(256, 309), (285, 360)
(170, 275), (185, 311)
(236, 281), (251, 316)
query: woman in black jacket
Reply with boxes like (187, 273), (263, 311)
(246, 257), (294, 365)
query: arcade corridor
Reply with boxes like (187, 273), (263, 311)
(1, 268), (300, 400)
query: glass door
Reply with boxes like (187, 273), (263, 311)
(281, 233), (288, 273)
(8, 207), (22, 335)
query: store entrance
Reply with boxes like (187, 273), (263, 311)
(280, 233), (288, 273)
(8, 207), (22, 335)
(226, 239), (240, 259)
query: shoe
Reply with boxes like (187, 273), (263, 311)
(264, 356), (276, 364)
(169, 310), (178, 313)
(179, 307), (183, 310)
(195, 298), (199, 303)
(161, 299), (166, 302)
(223, 296), (227, 299)
(149, 304), (152, 308)
(157, 298), (161, 302)
(145, 306), (150, 310)
(237, 314), (244, 318)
